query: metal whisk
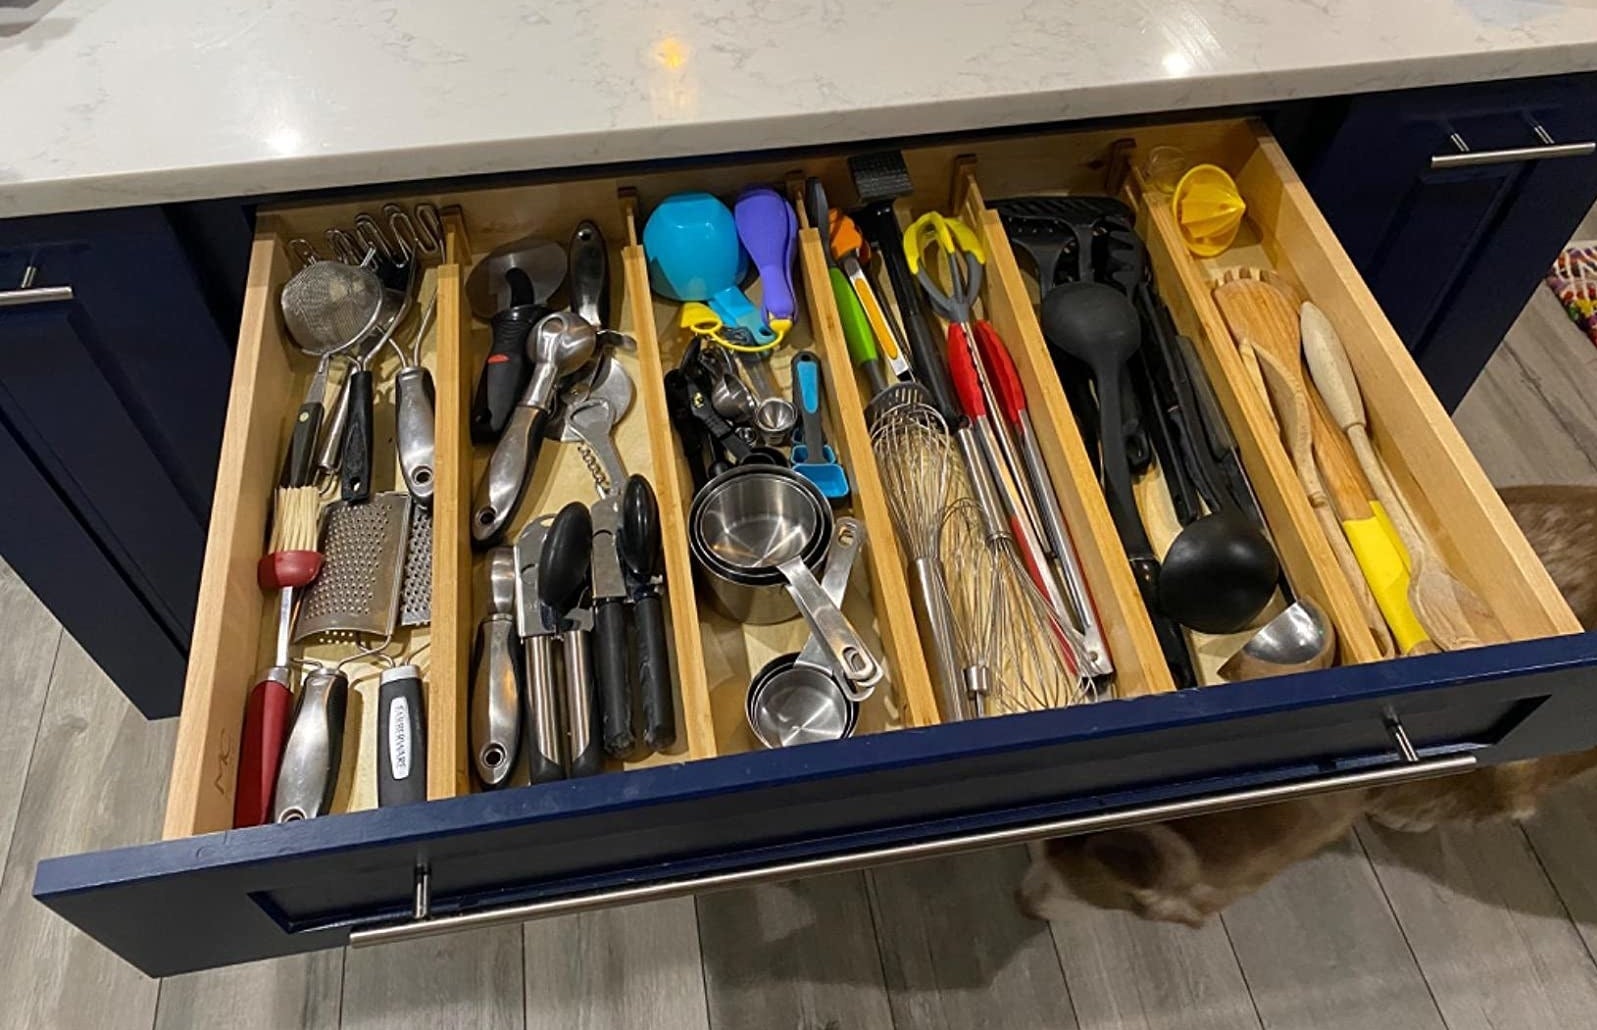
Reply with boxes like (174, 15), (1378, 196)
(870, 401), (966, 721)
(941, 497), (1091, 717)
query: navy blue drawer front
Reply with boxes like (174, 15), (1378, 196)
(35, 634), (1597, 977)
(0, 209), (233, 716)
(1300, 74), (1597, 409)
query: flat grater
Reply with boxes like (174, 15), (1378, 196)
(398, 504), (432, 628)
(294, 492), (412, 643)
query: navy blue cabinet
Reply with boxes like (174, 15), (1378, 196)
(1293, 74), (1597, 410)
(0, 209), (235, 716)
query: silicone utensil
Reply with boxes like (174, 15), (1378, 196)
(805, 178), (887, 394)
(644, 192), (775, 347)
(830, 209), (911, 379)
(791, 351), (850, 500)
(734, 187), (799, 338)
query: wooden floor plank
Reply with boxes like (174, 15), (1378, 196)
(1220, 836), (1446, 1030)
(155, 953), (344, 1030)
(0, 563), (62, 869)
(523, 899), (709, 1030)
(1043, 879), (1259, 1030)
(1359, 820), (1597, 1030)
(867, 847), (1077, 1030)
(340, 928), (524, 1030)
(695, 873), (895, 1030)
(1518, 779), (1597, 961)
(0, 635), (174, 1030)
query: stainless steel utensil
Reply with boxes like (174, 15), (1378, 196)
(472, 313), (597, 544)
(472, 547), (522, 786)
(746, 657), (858, 749)
(466, 236), (568, 443)
(870, 401), (966, 720)
(1219, 598), (1336, 681)
(294, 492), (412, 642)
(738, 349), (797, 444)
(273, 665), (349, 823)
(694, 469), (881, 691)
(514, 518), (566, 784)
(398, 504), (432, 628)
(793, 516), (867, 678)
(688, 465), (833, 623)
(539, 503), (601, 778)
(563, 373), (642, 760)
(393, 290), (438, 506)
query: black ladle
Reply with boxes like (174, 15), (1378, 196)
(1040, 282), (1195, 688)
(1154, 336), (1280, 634)
(619, 475), (676, 751)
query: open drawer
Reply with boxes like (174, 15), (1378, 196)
(35, 118), (1597, 977)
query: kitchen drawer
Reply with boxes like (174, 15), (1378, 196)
(34, 118), (1597, 977)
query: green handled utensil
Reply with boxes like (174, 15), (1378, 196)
(805, 177), (888, 395)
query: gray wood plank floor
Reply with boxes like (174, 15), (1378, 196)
(6, 249), (1597, 1028)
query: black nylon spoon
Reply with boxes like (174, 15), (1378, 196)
(1040, 282), (1196, 688)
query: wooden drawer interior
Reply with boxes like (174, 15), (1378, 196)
(163, 117), (1581, 841)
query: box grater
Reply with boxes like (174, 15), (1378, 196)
(294, 492), (412, 643)
(398, 504), (432, 628)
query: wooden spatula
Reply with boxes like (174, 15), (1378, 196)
(1249, 342), (1395, 658)
(1214, 267), (1416, 657)
(1300, 301), (1507, 650)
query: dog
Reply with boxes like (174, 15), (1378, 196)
(1018, 484), (1597, 925)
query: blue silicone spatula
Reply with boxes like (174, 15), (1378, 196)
(790, 350), (850, 501)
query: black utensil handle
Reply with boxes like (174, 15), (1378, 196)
(569, 221), (610, 329)
(472, 304), (541, 443)
(1129, 557), (1199, 690)
(636, 591), (676, 751)
(1130, 349), (1201, 525)
(377, 667), (428, 807)
(281, 400), (323, 488)
(593, 596), (637, 759)
(340, 368), (374, 503)
(854, 203), (959, 422)
(1096, 369), (1156, 559)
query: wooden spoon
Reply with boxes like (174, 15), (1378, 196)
(1300, 301), (1507, 650)
(1249, 342), (1395, 658)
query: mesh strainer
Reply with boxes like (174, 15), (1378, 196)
(280, 260), (388, 356)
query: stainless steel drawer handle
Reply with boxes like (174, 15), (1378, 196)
(349, 750), (1475, 948)
(0, 285), (73, 309)
(1431, 124), (1596, 170)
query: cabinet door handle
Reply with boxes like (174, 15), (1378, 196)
(1431, 124), (1596, 170)
(0, 285), (73, 309)
(347, 749), (1475, 948)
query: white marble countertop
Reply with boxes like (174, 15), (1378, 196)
(3, 0), (1597, 217)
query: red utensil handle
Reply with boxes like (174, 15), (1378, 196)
(972, 321), (1028, 425)
(234, 669), (293, 828)
(945, 324), (987, 420)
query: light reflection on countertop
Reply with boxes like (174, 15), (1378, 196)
(0, 0), (1594, 215)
